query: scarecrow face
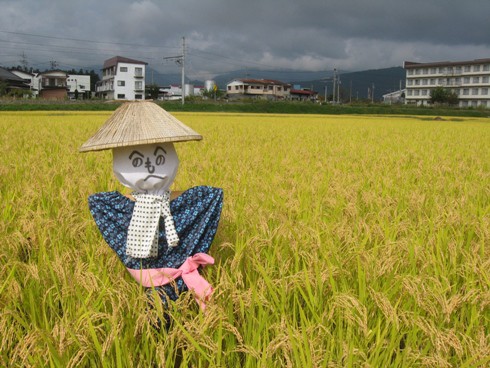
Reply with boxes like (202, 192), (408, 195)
(112, 143), (179, 193)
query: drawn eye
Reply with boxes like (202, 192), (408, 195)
(155, 155), (165, 166)
(132, 157), (143, 167)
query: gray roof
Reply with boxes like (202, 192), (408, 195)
(102, 56), (148, 69)
(0, 67), (27, 82)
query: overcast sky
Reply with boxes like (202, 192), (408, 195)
(1, 0), (490, 79)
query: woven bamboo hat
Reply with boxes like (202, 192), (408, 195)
(79, 101), (202, 152)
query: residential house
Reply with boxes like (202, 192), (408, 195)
(382, 89), (406, 104)
(9, 69), (40, 96)
(0, 67), (30, 95)
(404, 58), (490, 108)
(290, 88), (318, 101)
(97, 56), (147, 100)
(158, 84), (204, 100)
(67, 74), (91, 99)
(38, 70), (68, 99)
(226, 78), (290, 100)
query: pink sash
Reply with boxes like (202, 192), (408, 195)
(126, 253), (214, 310)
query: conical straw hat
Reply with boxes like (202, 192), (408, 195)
(79, 101), (202, 152)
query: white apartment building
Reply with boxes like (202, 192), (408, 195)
(97, 56), (147, 100)
(404, 58), (490, 108)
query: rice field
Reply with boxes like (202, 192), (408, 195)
(0, 111), (489, 367)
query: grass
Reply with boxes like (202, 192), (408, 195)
(0, 111), (489, 367)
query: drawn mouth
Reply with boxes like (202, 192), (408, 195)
(143, 175), (166, 182)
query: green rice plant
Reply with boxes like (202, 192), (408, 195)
(0, 111), (489, 367)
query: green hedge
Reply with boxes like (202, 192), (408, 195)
(0, 99), (489, 117)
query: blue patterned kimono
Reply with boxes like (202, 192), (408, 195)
(88, 186), (223, 304)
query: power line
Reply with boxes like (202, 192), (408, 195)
(0, 30), (180, 50)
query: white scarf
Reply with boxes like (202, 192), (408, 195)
(126, 191), (179, 258)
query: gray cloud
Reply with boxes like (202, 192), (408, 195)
(1, 0), (489, 78)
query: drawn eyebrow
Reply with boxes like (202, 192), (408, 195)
(129, 150), (144, 159)
(154, 146), (167, 155)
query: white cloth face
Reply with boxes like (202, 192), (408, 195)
(112, 143), (179, 195)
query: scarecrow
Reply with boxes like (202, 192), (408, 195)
(80, 101), (223, 313)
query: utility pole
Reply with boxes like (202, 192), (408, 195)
(371, 83), (375, 103)
(163, 36), (186, 105)
(20, 52), (28, 71)
(181, 37), (185, 106)
(349, 80), (352, 103)
(337, 76), (341, 104)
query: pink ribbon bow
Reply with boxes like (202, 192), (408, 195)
(126, 253), (214, 310)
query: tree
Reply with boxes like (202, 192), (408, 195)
(430, 87), (458, 105)
(89, 70), (100, 92)
(146, 84), (160, 100)
(0, 80), (7, 96)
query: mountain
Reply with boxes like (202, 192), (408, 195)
(205, 67), (405, 101)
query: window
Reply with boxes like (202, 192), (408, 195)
(407, 90), (413, 96)
(422, 89), (427, 96)
(464, 65), (471, 72)
(471, 101), (478, 107)
(430, 79), (435, 85)
(422, 79), (428, 85)
(472, 88), (478, 95)
(414, 90), (420, 96)
(430, 68), (436, 74)
(463, 89), (469, 95)
(135, 81), (143, 90)
(117, 94), (125, 99)
(407, 70), (413, 75)
(135, 67), (143, 77)
(483, 64), (490, 71)
(422, 68), (428, 75)
(482, 76), (489, 83)
(455, 67), (462, 74)
(135, 94), (143, 100)
(473, 77), (479, 83)
(407, 80), (413, 86)
(235, 86), (239, 90)
(228, 86), (231, 91)
(481, 101), (487, 107)
(464, 77), (470, 84)
(120, 67), (128, 72)
(482, 88), (489, 95)
(117, 80), (125, 86)
(473, 65), (480, 72)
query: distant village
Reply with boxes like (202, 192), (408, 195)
(1, 55), (489, 109)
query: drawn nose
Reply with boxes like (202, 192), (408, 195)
(145, 157), (155, 173)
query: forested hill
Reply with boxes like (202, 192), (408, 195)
(289, 67), (406, 101)
(206, 66), (406, 101)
